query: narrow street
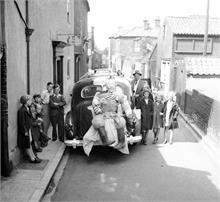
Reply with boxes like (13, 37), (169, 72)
(49, 118), (220, 202)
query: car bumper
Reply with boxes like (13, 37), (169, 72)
(64, 135), (142, 148)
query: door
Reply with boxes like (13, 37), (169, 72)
(74, 54), (80, 82)
(56, 56), (63, 94)
(53, 56), (63, 94)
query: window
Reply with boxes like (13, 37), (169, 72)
(194, 39), (212, 53)
(175, 37), (212, 53)
(134, 40), (140, 52)
(81, 85), (102, 98)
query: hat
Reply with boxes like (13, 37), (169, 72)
(133, 70), (142, 76)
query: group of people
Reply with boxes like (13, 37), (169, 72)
(85, 70), (179, 155)
(17, 82), (66, 163)
(131, 70), (179, 145)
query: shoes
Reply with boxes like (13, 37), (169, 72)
(34, 147), (43, 152)
(29, 158), (42, 163)
(162, 139), (168, 144)
(52, 138), (57, 142)
(41, 142), (48, 147)
(141, 140), (147, 145)
(143, 141), (147, 145)
(35, 156), (43, 162)
(152, 138), (157, 144)
(169, 141), (173, 145)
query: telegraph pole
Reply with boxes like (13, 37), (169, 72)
(203, 0), (210, 56)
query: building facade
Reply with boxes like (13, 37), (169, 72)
(74, 0), (90, 81)
(109, 19), (160, 80)
(156, 16), (220, 93)
(156, 16), (220, 143)
(1, 0), (89, 176)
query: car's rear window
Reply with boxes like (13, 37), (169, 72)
(81, 85), (102, 98)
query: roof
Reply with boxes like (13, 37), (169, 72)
(110, 26), (160, 38)
(185, 57), (220, 75)
(166, 16), (220, 35)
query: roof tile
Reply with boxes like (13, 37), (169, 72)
(185, 57), (220, 75)
(166, 16), (220, 35)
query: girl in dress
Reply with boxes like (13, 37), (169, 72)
(152, 94), (164, 144)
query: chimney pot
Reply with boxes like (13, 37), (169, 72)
(143, 19), (150, 30)
(155, 17), (160, 27)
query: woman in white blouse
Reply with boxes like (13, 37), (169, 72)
(163, 92), (179, 144)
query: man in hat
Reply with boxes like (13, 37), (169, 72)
(131, 70), (146, 109)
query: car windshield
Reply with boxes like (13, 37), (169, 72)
(81, 85), (102, 98)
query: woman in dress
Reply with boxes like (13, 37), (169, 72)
(17, 95), (42, 163)
(163, 92), (179, 144)
(137, 89), (154, 145)
(152, 94), (164, 144)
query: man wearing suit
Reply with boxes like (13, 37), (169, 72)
(49, 84), (66, 142)
(131, 70), (146, 109)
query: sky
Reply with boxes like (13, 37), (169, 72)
(88, 0), (220, 50)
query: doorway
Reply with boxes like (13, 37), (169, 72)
(74, 54), (80, 82)
(56, 56), (63, 94)
(160, 60), (171, 93)
(53, 56), (63, 94)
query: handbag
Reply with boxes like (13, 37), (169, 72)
(169, 118), (179, 129)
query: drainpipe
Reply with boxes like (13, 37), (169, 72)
(25, 0), (34, 94)
(14, 0), (34, 94)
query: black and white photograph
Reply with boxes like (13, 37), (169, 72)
(1, 0), (220, 201)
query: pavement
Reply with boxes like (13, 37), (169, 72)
(179, 110), (220, 167)
(1, 109), (220, 202)
(1, 139), (66, 202)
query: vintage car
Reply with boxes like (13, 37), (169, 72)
(64, 69), (141, 150)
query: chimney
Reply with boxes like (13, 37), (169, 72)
(155, 17), (160, 27)
(143, 19), (150, 30)
(117, 26), (123, 34)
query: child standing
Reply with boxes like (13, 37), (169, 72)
(33, 94), (44, 133)
(33, 94), (51, 146)
(137, 89), (154, 145)
(152, 94), (164, 144)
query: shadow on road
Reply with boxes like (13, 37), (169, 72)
(53, 139), (220, 202)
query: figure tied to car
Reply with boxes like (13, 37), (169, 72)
(90, 79), (133, 149)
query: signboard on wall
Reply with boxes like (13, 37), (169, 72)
(161, 60), (171, 93)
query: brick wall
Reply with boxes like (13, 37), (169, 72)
(184, 90), (213, 133)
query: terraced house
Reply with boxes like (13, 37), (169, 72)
(156, 15), (220, 144)
(0, 0), (90, 176)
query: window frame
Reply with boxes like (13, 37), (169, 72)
(174, 37), (213, 54)
(133, 39), (141, 53)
